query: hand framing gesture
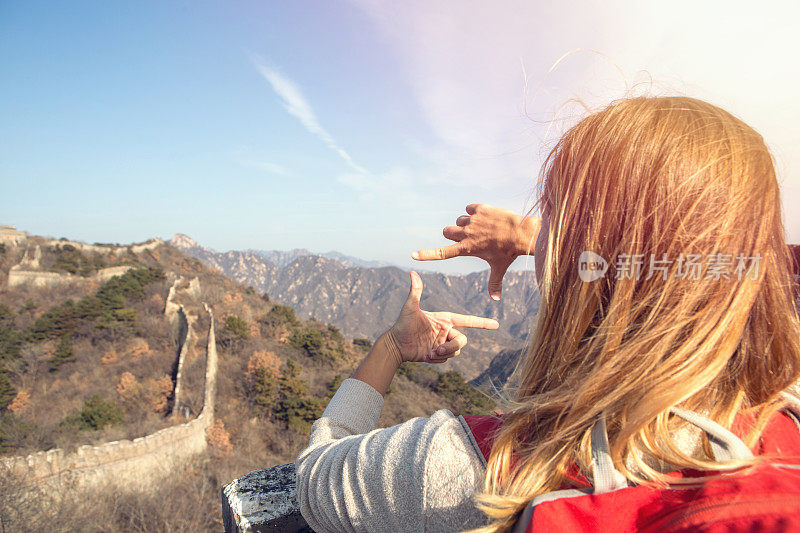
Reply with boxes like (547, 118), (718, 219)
(388, 271), (499, 364)
(411, 204), (540, 301)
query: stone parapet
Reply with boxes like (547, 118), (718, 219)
(222, 463), (314, 533)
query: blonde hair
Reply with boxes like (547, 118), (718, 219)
(473, 96), (800, 532)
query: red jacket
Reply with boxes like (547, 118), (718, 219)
(464, 407), (800, 532)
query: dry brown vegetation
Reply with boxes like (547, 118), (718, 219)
(0, 238), (497, 531)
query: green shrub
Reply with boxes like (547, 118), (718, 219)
(249, 366), (275, 412)
(326, 324), (344, 342)
(51, 244), (83, 274)
(19, 300), (36, 314)
(90, 252), (106, 271)
(274, 359), (325, 432)
(290, 327), (325, 357)
(224, 315), (249, 339)
(0, 370), (16, 411)
(326, 374), (344, 399)
(434, 370), (495, 416)
(51, 244), (106, 276)
(0, 413), (33, 453)
(353, 338), (372, 351)
(397, 362), (441, 389)
(28, 267), (163, 341)
(48, 336), (75, 371)
(290, 325), (346, 363)
(66, 394), (124, 430)
(97, 266), (164, 302)
(0, 307), (23, 364)
(286, 397), (326, 433)
(262, 305), (298, 327)
(108, 307), (137, 328)
(28, 300), (77, 341)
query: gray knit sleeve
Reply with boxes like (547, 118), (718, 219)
(295, 378), (488, 533)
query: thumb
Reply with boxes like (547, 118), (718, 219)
(488, 263), (510, 301)
(404, 270), (423, 309)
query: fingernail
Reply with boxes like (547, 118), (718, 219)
(411, 251), (419, 260)
(491, 293), (500, 301)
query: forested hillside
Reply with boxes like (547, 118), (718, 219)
(0, 233), (497, 531)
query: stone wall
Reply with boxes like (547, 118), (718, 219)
(129, 239), (163, 254)
(0, 304), (218, 492)
(164, 276), (184, 321)
(222, 463), (314, 532)
(93, 265), (133, 282)
(38, 237), (164, 256)
(170, 305), (193, 418)
(7, 269), (80, 289)
(0, 225), (26, 246)
(5, 241), (146, 289)
(7, 264), (133, 289)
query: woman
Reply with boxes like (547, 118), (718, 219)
(295, 96), (800, 532)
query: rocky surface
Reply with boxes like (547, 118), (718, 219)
(222, 463), (314, 533)
(470, 346), (525, 392)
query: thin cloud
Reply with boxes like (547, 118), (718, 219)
(238, 158), (291, 176)
(337, 166), (430, 210)
(251, 55), (368, 174)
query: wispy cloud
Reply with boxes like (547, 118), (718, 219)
(345, 0), (800, 234)
(251, 55), (368, 175)
(237, 158), (291, 176)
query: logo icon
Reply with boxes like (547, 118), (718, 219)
(578, 251), (608, 282)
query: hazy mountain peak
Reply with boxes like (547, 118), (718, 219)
(170, 233), (201, 250)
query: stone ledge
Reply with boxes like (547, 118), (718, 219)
(221, 463), (314, 532)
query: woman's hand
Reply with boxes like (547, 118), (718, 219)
(411, 204), (541, 300)
(388, 271), (500, 364)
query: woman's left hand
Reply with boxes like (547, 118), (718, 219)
(388, 271), (500, 364)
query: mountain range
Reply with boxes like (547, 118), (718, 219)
(170, 234), (539, 379)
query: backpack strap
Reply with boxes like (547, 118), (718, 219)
(781, 390), (800, 433)
(590, 415), (629, 493)
(587, 407), (755, 495)
(670, 407), (754, 462)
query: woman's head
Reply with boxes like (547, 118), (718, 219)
(478, 96), (800, 531)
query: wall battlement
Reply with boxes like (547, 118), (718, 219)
(222, 463), (314, 532)
(5, 239), (152, 288)
(0, 225), (26, 246)
(0, 292), (218, 492)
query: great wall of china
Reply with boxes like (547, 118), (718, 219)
(0, 230), (218, 491)
(167, 276), (201, 419)
(1, 225), (164, 289)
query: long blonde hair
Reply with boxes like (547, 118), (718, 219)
(474, 96), (800, 532)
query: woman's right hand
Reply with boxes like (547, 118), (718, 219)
(411, 203), (541, 300)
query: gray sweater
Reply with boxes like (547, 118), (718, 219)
(296, 377), (800, 533)
(295, 378), (489, 533)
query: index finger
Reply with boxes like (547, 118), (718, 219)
(412, 243), (463, 261)
(446, 312), (500, 330)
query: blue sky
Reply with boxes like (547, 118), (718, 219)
(2, 1), (799, 274)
